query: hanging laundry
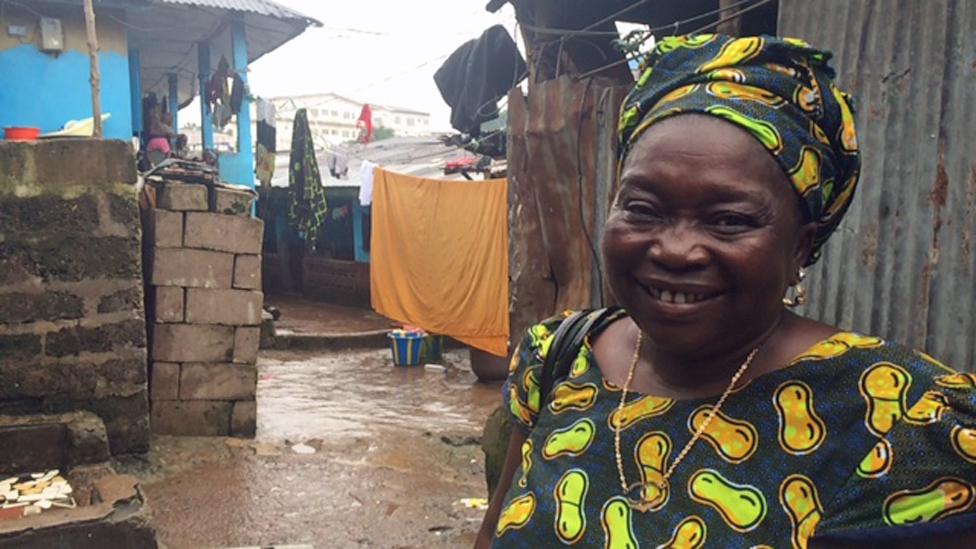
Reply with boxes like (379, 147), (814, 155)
(357, 104), (374, 144)
(370, 169), (509, 356)
(207, 56), (235, 130)
(358, 160), (378, 206)
(434, 25), (527, 136)
(230, 73), (245, 114)
(288, 109), (328, 247)
(255, 99), (277, 186)
(328, 153), (349, 179)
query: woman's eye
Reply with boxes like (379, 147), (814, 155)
(711, 214), (756, 230)
(623, 202), (660, 217)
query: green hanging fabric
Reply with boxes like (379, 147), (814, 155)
(287, 108), (328, 248)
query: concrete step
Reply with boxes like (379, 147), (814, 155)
(0, 412), (110, 475)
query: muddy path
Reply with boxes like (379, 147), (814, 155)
(118, 349), (503, 548)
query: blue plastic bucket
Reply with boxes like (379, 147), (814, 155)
(388, 331), (424, 367)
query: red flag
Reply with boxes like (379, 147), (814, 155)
(357, 104), (374, 143)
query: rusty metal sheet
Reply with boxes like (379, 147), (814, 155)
(507, 76), (627, 340)
(780, 0), (976, 370)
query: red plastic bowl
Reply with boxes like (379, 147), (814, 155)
(4, 127), (40, 141)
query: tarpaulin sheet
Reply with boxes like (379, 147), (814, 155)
(370, 169), (509, 356)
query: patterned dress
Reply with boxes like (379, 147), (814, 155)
(494, 310), (976, 547)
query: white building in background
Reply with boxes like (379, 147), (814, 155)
(271, 92), (432, 151)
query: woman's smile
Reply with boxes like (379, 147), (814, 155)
(636, 278), (726, 316)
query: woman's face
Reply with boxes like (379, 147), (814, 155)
(603, 114), (814, 357)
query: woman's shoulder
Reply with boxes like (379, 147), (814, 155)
(780, 330), (975, 414)
(792, 330), (958, 380)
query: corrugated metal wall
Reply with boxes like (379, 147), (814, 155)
(506, 77), (628, 341)
(780, 0), (976, 370)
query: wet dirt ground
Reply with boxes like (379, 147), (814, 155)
(266, 295), (394, 335)
(119, 349), (503, 548)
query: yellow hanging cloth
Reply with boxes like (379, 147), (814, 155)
(370, 169), (509, 357)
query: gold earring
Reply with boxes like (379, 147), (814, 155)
(783, 269), (807, 308)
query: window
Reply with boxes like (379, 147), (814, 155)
(343, 112), (353, 119)
(312, 108), (320, 117)
(331, 110), (338, 117)
(395, 116), (401, 124)
(407, 118), (415, 126)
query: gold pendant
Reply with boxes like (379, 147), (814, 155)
(627, 480), (669, 512)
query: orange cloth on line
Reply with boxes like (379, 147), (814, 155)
(370, 169), (509, 357)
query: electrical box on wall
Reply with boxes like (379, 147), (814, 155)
(40, 17), (63, 51)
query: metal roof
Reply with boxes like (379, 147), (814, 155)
(151, 0), (319, 25)
(780, 0), (976, 370)
(127, 0), (319, 104)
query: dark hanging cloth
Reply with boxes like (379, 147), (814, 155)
(288, 109), (328, 247)
(434, 24), (526, 136)
(255, 99), (276, 186)
(230, 73), (245, 114)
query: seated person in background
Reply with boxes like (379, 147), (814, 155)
(146, 110), (175, 156)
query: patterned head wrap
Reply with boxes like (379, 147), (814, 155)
(618, 34), (860, 265)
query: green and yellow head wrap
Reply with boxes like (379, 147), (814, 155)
(618, 34), (860, 264)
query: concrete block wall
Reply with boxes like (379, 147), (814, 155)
(146, 181), (262, 437)
(0, 139), (149, 455)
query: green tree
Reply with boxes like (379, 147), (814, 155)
(374, 126), (395, 141)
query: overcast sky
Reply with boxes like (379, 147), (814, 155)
(244, 0), (518, 132)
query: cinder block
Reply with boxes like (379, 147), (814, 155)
(233, 327), (260, 364)
(185, 288), (263, 326)
(158, 182), (208, 211)
(215, 186), (255, 216)
(46, 320), (146, 357)
(151, 323), (234, 363)
(98, 285), (142, 314)
(153, 286), (184, 323)
(150, 362), (180, 400)
(183, 212), (264, 254)
(233, 254), (262, 290)
(0, 334), (42, 361)
(151, 400), (232, 436)
(0, 291), (84, 324)
(179, 363), (257, 400)
(147, 209), (183, 248)
(230, 400), (257, 438)
(150, 248), (234, 288)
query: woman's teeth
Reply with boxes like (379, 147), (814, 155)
(646, 286), (710, 304)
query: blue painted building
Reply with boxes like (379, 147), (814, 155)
(0, 0), (318, 188)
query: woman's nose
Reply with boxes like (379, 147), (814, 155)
(647, 224), (709, 271)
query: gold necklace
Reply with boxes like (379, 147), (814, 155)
(614, 329), (760, 512)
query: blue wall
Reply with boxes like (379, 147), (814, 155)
(0, 45), (132, 140)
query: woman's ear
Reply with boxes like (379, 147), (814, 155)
(792, 222), (818, 280)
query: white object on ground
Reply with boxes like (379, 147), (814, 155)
(291, 443), (316, 455)
(457, 498), (489, 510)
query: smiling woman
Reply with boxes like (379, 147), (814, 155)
(477, 34), (976, 548)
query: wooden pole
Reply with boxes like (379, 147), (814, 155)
(82, 0), (102, 138)
(716, 0), (743, 36)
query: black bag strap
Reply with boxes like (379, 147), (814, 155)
(538, 307), (619, 403)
